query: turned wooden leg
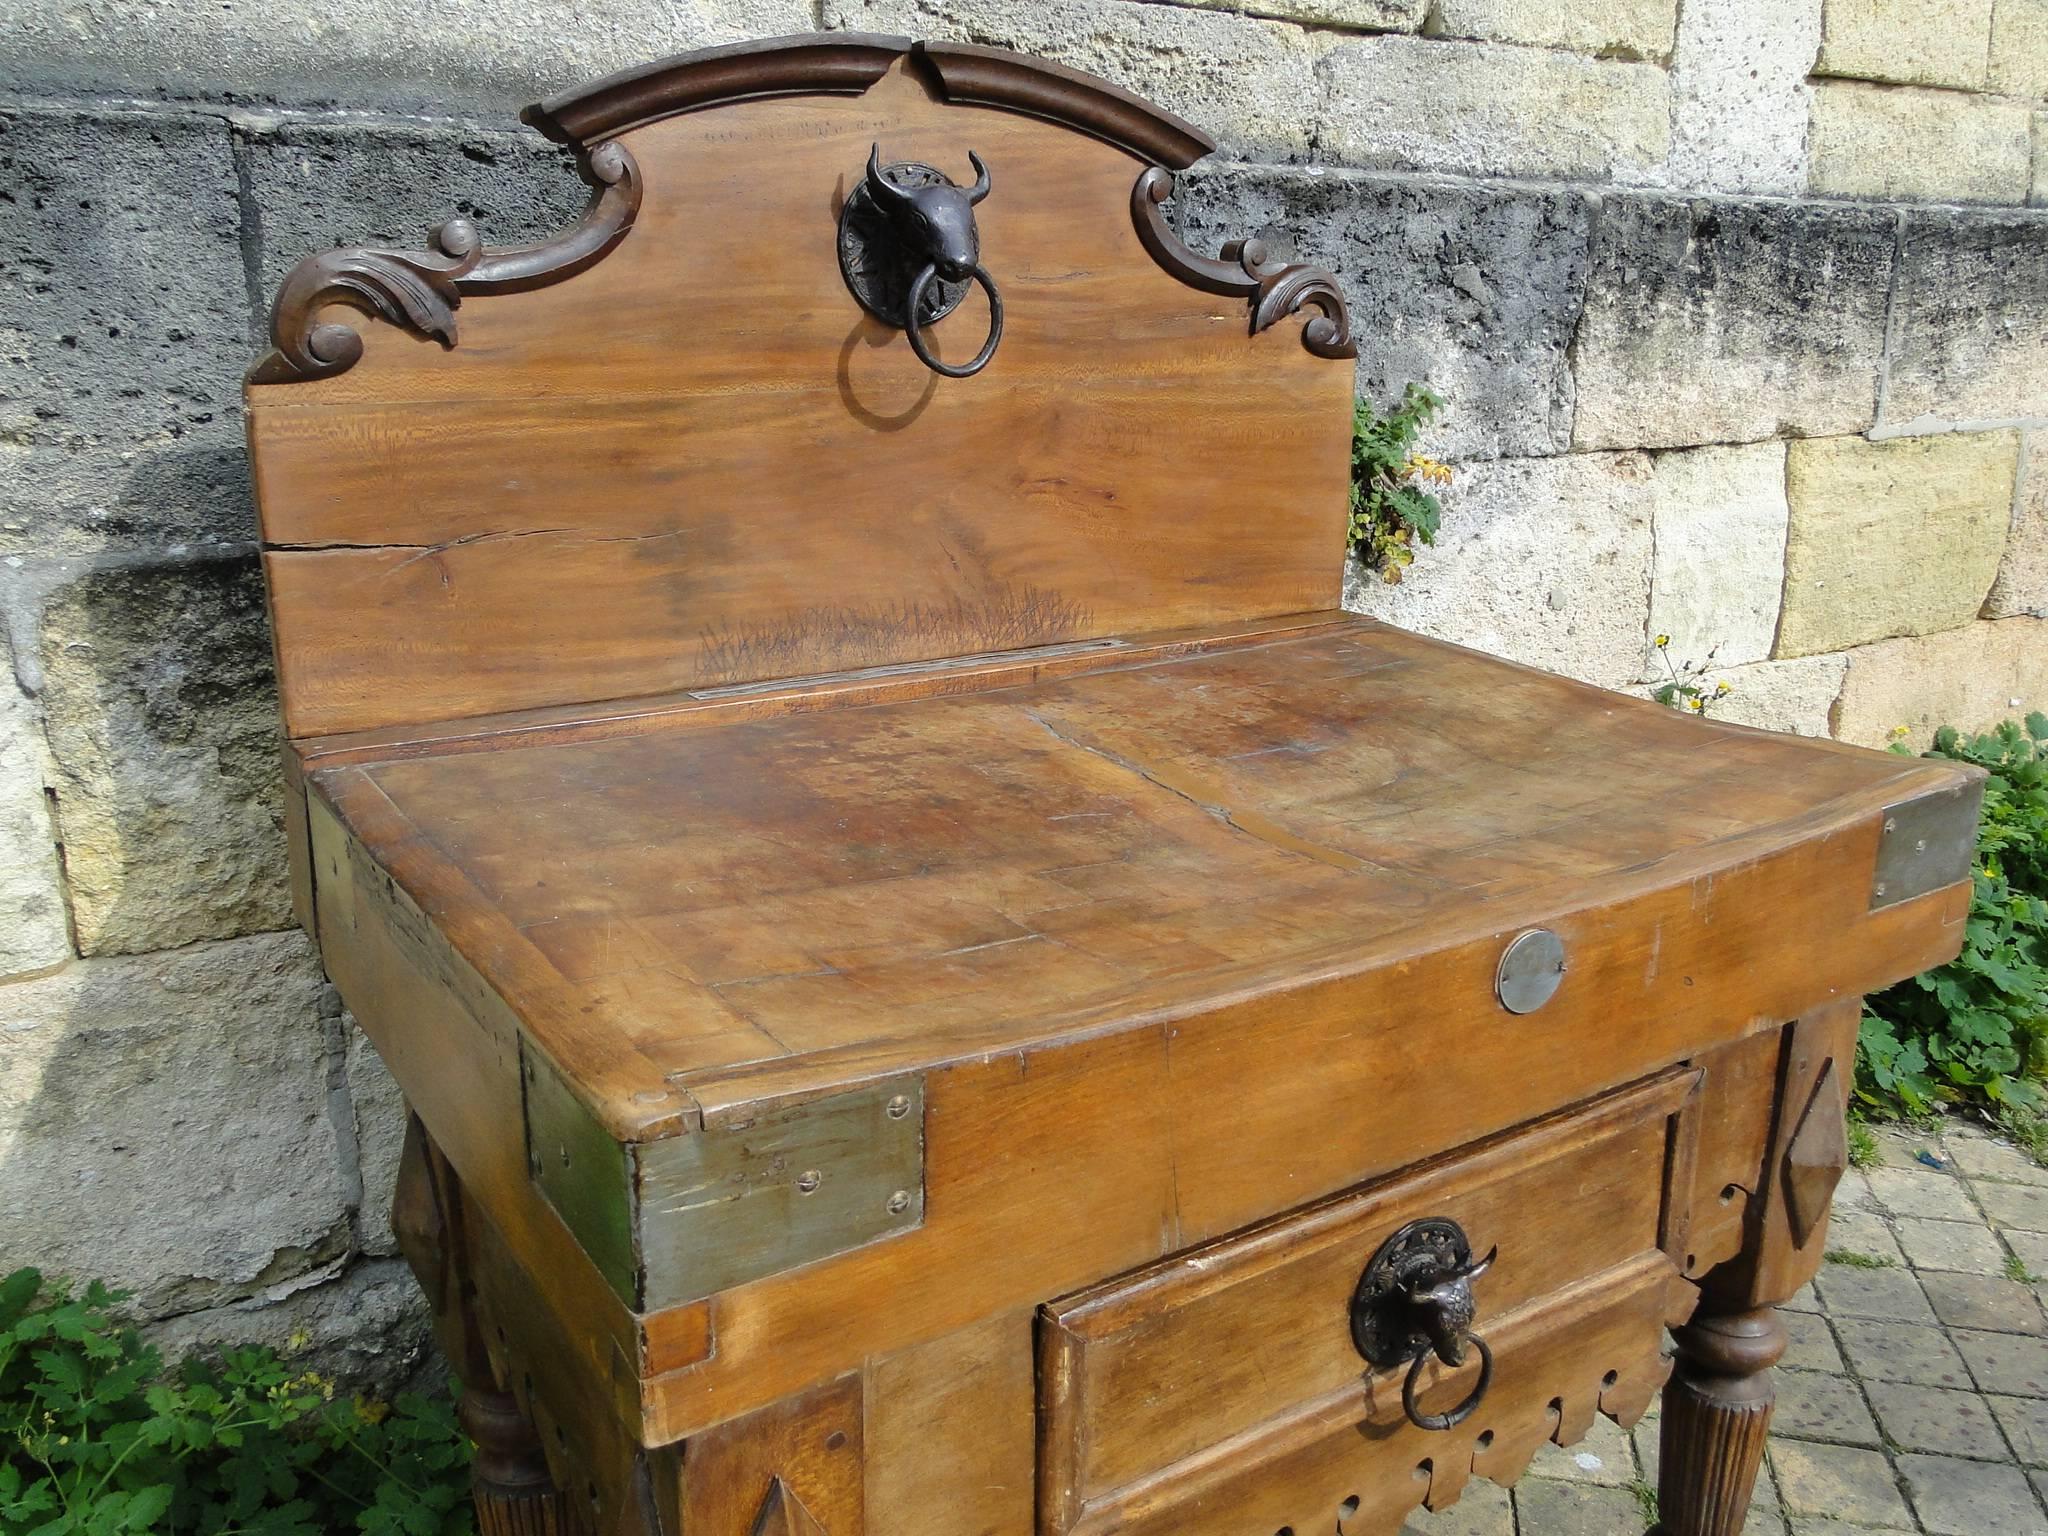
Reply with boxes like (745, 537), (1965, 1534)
(1656, 1305), (1787, 1536)
(461, 1381), (584, 1536)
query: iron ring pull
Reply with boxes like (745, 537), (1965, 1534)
(904, 262), (1004, 379)
(1401, 1329), (1495, 1432)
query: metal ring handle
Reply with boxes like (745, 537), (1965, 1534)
(1401, 1333), (1494, 1432)
(904, 262), (1003, 379)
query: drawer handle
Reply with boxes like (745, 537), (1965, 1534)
(1349, 1217), (1498, 1432)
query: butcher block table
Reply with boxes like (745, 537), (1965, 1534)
(241, 33), (1981, 1536)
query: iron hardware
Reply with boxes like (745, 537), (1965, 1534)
(1350, 1217), (1499, 1432)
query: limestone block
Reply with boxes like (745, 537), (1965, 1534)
(142, 1257), (436, 1399)
(1810, 80), (2034, 203)
(2037, 113), (2048, 205)
(1985, 435), (2046, 618)
(1645, 442), (1790, 676)
(826, 0), (1324, 157)
(1833, 617), (2048, 747)
(239, 119), (591, 302)
(1184, 0), (1424, 28)
(1817, 0), (1995, 90)
(1992, 0), (2048, 98)
(1426, 0), (1677, 59)
(1777, 432), (2018, 657)
(1696, 654), (1850, 737)
(1883, 212), (2048, 429)
(1177, 167), (1590, 460)
(1572, 197), (1894, 451)
(1316, 36), (1670, 182)
(37, 554), (292, 957)
(1667, 0), (1822, 195)
(0, 0), (809, 114)
(0, 109), (250, 558)
(346, 1021), (407, 1260)
(0, 671), (68, 980)
(1343, 451), (1654, 690)
(0, 932), (348, 1316)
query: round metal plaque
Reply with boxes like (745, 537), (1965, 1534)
(837, 161), (972, 330)
(1496, 928), (1566, 1014)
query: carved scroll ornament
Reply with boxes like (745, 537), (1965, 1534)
(1131, 165), (1356, 361)
(249, 139), (642, 385)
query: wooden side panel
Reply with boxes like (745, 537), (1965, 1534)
(246, 65), (1352, 737)
(680, 1375), (865, 1536)
(1680, 1027), (1786, 1280)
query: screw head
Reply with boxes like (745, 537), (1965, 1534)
(796, 1169), (822, 1195)
(886, 1189), (912, 1215)
(885, 1094), (912, 1120)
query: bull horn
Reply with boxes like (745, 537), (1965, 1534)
(966, 150), (991, 204)
(865, 143), (914, 213)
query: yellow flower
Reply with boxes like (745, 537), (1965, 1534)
(1688, 697), (1705, 712)
(1405, 454), (1453, 486)
(1654, 634), (1670, 649)
(1715, 680), (1731, 695)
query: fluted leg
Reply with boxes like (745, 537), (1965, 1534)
(1656, 1306), (1787, 1536)
(461, 1382), (583, 1536)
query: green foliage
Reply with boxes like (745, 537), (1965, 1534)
(1846, 1117), (1880, 1169)
(1648, 635), (1731, 717)
(0, 1267), (473, 1536)
(1857, 716), (2048, 1117)
(1823, 1249), (1894, 1269)
(1348, 384), (1449, 582)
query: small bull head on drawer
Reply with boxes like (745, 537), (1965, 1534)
(864, 142), (990, 280)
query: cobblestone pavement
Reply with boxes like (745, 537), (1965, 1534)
(1396, 1117), (2048, 1535)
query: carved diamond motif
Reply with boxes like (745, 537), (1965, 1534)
(751, 1477), (827, 1536)
(1783, 1059), (1850, 1246)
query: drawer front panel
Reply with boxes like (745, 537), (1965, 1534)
(1039, 1071), (1695, 1531)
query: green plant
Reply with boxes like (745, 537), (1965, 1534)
(1824, 1249), (1894, 1269)
(0, 1267), (473, 1536)
(1847, 1117), (1880, 1170)
(2006, 1252), (2044, 1285)
(1630, 1478), (1659, 1525)
(1348, 384), (1449, 582)
(1649, 635), (1731, 717)
(1858, 718), (2048, 1117)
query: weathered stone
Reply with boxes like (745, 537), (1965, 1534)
(1781, 1308), (1850, 1371)
(2036, 111), (2048, 206)
(1176, 167), (1590, 460)
(1813, 1258), (1937, 1322)
(1644, 441), (1789, 675)
(1817, 0), (1995, 90)
(0, 932), (347, 1316)
(1401, 1477), (1511, 1535)
(1426, 0), (1676, 59)
(1810, 80), (2034, 203)
(1898, 1453), (2048, 1535)
(1317, 36), (1669, 181)
(1895, 1213), (2023, 1275)
(1185, 0), (1423, 28)
(1342, 451), (1654, 690)
(0, 661), (68, 979)
(0, 108), (251, 558)
(1833, 617), (2048, 747)
(1508, 1483), (1652, 1535)
(1773, 1368), (1883, 1446)
(1922, 1271), (2048, 1334)
(237, 117), (589, 302)
(1777, 432), (2016, 657)
(1977, 1180), (2048, 1232)
(37, 553), (292, 956)
(142, 1257), (437, 1399)
(1571, 197), (1894, 451)
(1769, 1440), (1915, 1526)
(1992, 1393), (2048, 1466)
(1986, 436), (2046, 618)
(1884, 213), (2048, 429)
(1521, 1414), (1637, 1485)
(1693, 655), (1849, 738)
(1993, 0), (2048, 98)
(1866, 1164), (1980, 1221)
(1834, 1315), (1974, 1386)
(347, 1020), (407, 1259)
(1667, 0), (1821, 195)
(0, 0), (809, 115)
(1865, 1383), (2009, 1459)
(827, 0), (1323, 158)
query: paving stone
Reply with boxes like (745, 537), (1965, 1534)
(1769, 1440), (1916, 1527)
(1783, 1310), (1848, 1374)
(1401, 1475), (1513, 1535)
(1814, 1260), (1936, 1324)
(1956, 1328), (2048, 1397)
(1978, 1182), (2048, 1234)
(1317, 35), (1670, 183)
(1823, 1207), (1908, 1267)
(1524, 1414), (1637, 1486)
(1834, 1317), (1973, 1389)
(1777, 432), (2017, 659)
(1816, 0), (1995, 90)
(1992, 1393), (2048, 1467)
(1865, 1165), (1983, 1223)
(1871, 1127), (1951, 1172)
(1509, 1480), (1653, 1535)
(1885, 213), (2048, 428)
(1571, 196), (1894, 452)
(2008, 1229), (2048, 1279)
(1784, 1280), (1822, 1313)
(1897, 1452), (2048, 1534)
(1949, 1133), (2048, 1187)
(1810, 79), (2035, 204)
(1666, 0), (1820, 195)
(1177, 167), (1591, 461)
(1863, 1381), (2011, 1459)
(1832, 1169), (1881, 1213)
(1773, 1369), (1884, 1447)
(1921, 1271), (2048, 1336)
(1833, 618), (2048, 751)
(1893, 1214), (2015, 1276)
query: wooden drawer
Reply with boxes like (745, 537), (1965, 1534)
(1038, 1070), (1697, 1536)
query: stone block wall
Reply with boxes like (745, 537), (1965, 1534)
(1, 0), (2044, 1381)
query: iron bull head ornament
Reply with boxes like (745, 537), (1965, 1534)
(837, 143), (1005, 379)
